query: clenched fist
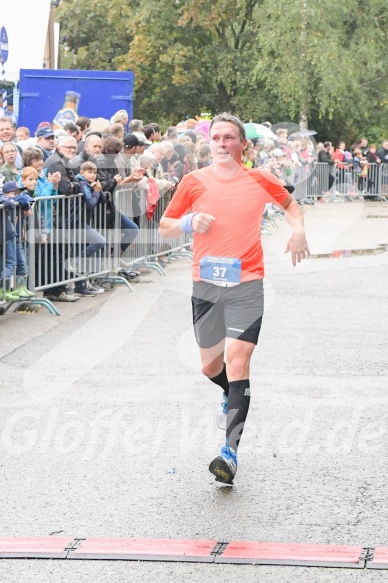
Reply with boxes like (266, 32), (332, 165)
(192, 213), (216, 234)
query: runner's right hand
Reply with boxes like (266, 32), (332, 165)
(192, 213), (216, 234)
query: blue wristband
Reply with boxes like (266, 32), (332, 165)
(180, 212), (197, 233)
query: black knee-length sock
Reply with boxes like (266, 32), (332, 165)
(226, 379), (250, 452)
(209, 363), (229, 396)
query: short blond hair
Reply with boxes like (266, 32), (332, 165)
(21, 166), (39, 180)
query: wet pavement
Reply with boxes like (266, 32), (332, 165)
(0, 200), (387, 582)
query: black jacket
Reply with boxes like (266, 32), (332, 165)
(43, 151), (81, 196)
(69, 148), (92, 175)
(318, 149), (335, 166)
(95, 154), (119, 194)
(376, 147), (388, 164)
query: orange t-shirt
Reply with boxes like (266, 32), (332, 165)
(163, 165), (290, 282)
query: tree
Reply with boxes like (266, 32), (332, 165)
(57, 0), (133, 70)
(56, 0), (388, 141)
(114, 0), (266, 121)
(255, 0), (388, 135)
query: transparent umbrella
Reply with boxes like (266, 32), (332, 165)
(244, 123), (276, 139)
(289, 129), (317, 139)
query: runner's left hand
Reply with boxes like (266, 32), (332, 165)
(284, 231), (310, 266)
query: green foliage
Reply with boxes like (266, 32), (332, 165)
(56, 0), (388, 141)
(57, 0), (133, 70)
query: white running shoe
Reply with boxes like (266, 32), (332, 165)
(216, 393), (228, 430)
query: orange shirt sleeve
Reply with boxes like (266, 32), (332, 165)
(163, 173), (196, 219)
(251, 168), (290, 206)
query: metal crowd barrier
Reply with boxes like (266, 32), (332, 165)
(290, 163), (388, 203)
(114, 185), (193, 275)
(0, 204), (7, 311)
(27, 194), (119, 292)
(1, 202), (59, 314)
(1, 184), (193, 316)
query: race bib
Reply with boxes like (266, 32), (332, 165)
(200, 256), (242, 287)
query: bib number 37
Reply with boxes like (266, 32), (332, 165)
(200, 256), (242, 286)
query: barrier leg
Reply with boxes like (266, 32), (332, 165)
(132, 260), (167, 276)
(97, 274), (135, 292)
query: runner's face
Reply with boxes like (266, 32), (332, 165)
(210, 122), (246, 165)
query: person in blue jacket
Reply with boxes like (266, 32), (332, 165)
(72, 161), (107, 295)
(0, 189), (19, 302)
(0, 180), (36, 300)
(19, 148), (61, 233)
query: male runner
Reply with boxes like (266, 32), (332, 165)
(159, 113), (310, 484)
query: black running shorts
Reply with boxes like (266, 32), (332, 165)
(191, 280), (264, 349)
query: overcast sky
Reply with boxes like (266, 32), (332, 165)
(1, 0), (51, 81)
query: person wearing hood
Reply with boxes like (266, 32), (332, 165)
(0, 179), (36, 299)
(0, 187), (18, 302)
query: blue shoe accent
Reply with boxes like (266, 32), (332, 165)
(209, 443), (237, 484)
(221, 444), (237, 466)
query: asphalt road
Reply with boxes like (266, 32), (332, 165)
(0, 200), (387, 582)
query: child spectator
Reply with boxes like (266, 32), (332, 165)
(16, 127), (30, 142)
(0, 188), (18, 302)
(1, 180), (36, 299)
(366, 144), (380, 164)
(20, 148), (60, 233)
(19, 166), (49, 246)
(73, 161), (107, 295)
(243, 147), (257, 168)
(20, 166), (39, 196)
(352, 148), (368, 193)
(366, 144), (380, 195)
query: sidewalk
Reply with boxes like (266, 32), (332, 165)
(263, 200), (388, 266)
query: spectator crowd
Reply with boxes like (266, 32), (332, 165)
(1, 111), (387, 309)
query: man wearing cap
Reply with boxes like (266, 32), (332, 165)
(123, 134), (144, 175)
(121, 135), (147, 186)
(36, 127), (56, 161)
(131, 131), (152, 148)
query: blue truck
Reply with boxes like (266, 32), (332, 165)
(17, 69), (134, 132)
